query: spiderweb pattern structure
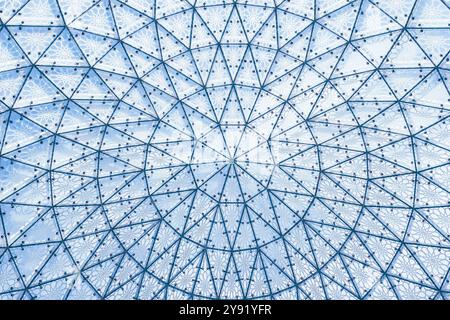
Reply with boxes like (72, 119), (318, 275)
(0, 0), (449, 300)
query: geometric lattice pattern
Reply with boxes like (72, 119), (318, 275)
(1, 0), (449, 300)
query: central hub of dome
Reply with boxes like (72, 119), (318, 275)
(148, 83), (320, 205)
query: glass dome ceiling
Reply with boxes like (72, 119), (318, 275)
(0, 0), (449, 300)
